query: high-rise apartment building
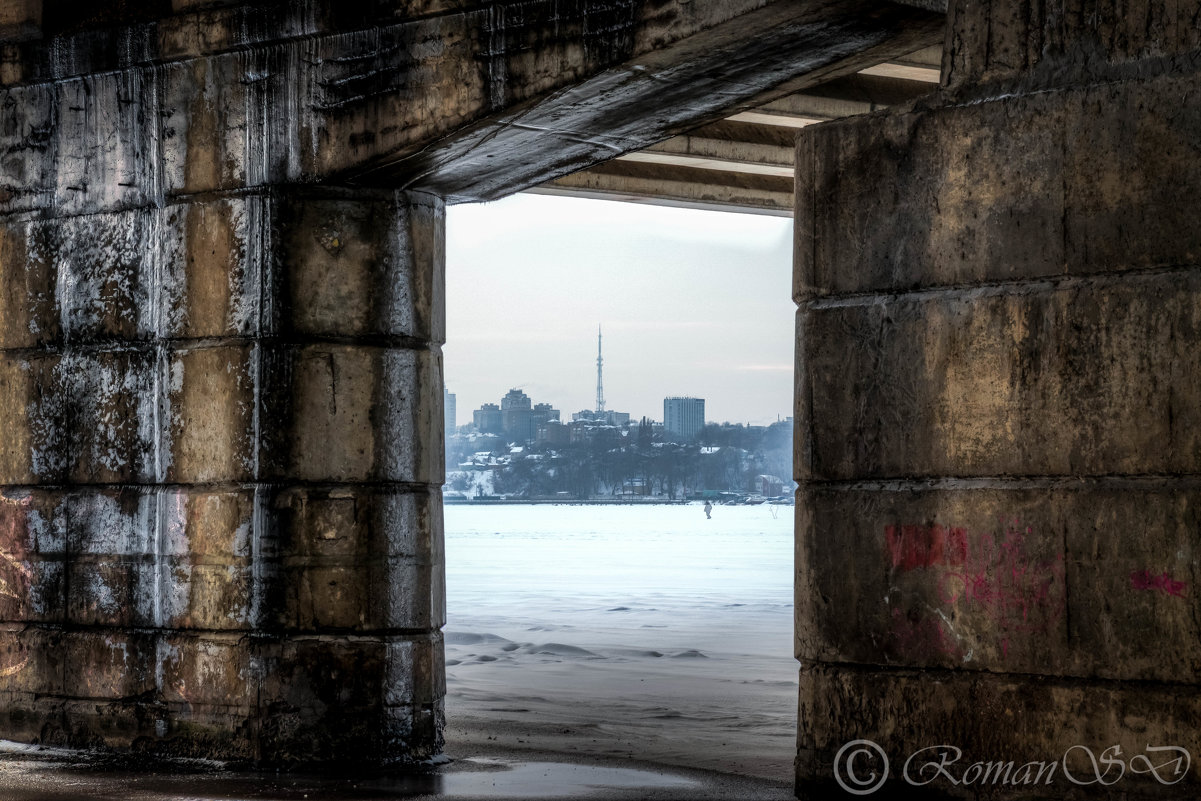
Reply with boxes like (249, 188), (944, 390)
(444, 388), (456, 441)
(501, 388), (533, 443)
(473, 403), (503, 435)
(663, 396), (705, 441)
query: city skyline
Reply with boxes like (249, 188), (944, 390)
(449, 380), (794, 432)
(445, 193), (794, 426)
(444, 338), (791, 429)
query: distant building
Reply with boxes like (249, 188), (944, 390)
(444, 388), (456, 441)
(757, 474), (787, 497)
(571, 409), (629, 426)
(663, 396), (705, 441)
(472, 391), (561, 444)
(501, 388), (532, 411)
(501, 388), (533, 442)
(537, 420), (571, 445)
(473, 403), (502, 435)
(532, 402), (560, 429)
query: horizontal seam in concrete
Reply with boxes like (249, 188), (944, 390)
(797, 659), (1201, 690)
(0, 336), (440, 355)
(2, 16), (427, 89)
(168, 185), (413, 205)
(272, 559), (442, 568)
(22, 698), (434, 708)
(2, 622), (444, 639)
(60, 553), (440, 562)
(0, 191), (250, 224)
(798, 262), (1201, 309)
(0, 198), (170, 223)
(28, 696), (235, 705)
(819, 57), (1201, 127)
(0, 480), (444, 492)
(798, 474), (1201, 491)
(0, 184), (419, 224)
(936, 50), (1201, 109)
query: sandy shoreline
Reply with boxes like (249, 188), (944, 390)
(443, 629), (798, 782)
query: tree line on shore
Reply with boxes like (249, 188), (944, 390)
(446, 419), (793, 500)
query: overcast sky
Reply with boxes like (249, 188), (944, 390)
(444, 193), (794, 427)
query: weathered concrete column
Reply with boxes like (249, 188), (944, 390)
(795, 1), (1201, 797)
(0, 184), (446, 763)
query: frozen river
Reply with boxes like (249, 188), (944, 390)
(442, 503), (797, 781)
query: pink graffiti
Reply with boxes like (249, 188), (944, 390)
(889, 607), (962, 661)
(937, 523), (1066, 634)
(1130, 570), (1187, 598)
(885, 524), (968, 571)
(883, 520), (1066, 662)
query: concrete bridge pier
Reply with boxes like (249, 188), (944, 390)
(0, 186), (447, 764)
(794, 0), (1201, 797)
(0, 0), (947, 772)
(1, 0), (1198, 792)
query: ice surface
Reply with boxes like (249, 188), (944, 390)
(443, 503), (796, 781)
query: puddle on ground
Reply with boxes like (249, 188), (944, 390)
(0, 749), (704, 800)
(367, 758), (700, 798)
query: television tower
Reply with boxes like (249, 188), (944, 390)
(595, 325), (605, 413)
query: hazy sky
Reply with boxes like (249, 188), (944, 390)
(444, 193), (794, 427)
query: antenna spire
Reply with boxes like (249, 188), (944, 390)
(595, 325), (605, 413)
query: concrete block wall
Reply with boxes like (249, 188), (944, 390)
(0, 0), (940, 769)
(794, 1), (1201, 797)
(0, 180), (446, 761)
(0, 3), (472, 765)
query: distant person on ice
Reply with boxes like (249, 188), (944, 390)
(703, 501), (713, 519)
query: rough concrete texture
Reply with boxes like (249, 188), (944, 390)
(794, 76), (1201, 298)
(0, 0), (951, 770)
(381, 0), (944, 200)
(798, 664), (1200, 800)
(798, 277), (1201, 479)
(0, 188), (447, 765)
(796, 485), (1199, 681)
(0, 0), (941, 209)
(794, 0), (1201, 797)
(942, 0), (1201, 93)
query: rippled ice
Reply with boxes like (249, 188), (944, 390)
(443, 502), (797, 780)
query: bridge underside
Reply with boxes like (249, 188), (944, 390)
(0, 0), (1198, 798)
(533, 47), (942, 216)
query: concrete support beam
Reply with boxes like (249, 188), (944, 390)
(618, 134), (795, 178)
(536, 119), (800, 214)
(729, 73), (936, 127)
(535, 160), (794, 216)
(858, 61), (940, 81)
(891, 43), (942, 67)
(538, 71), (939, 215)
(793, 0), (1201, 796)
(794, 72), (939, 113)
(370, 0), (945, 201)
(0, 0), (39, 41)
(0, 0), (942, 205)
